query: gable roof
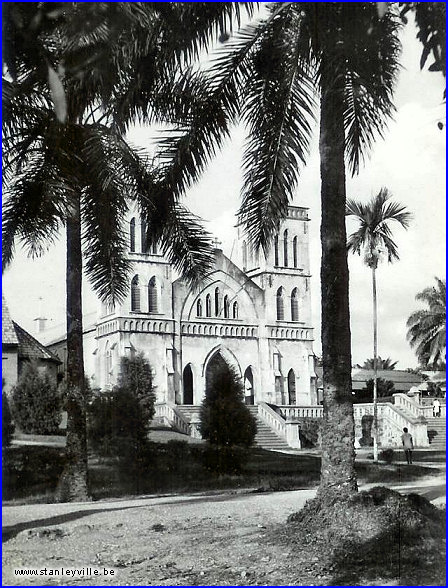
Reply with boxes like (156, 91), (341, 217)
(12, 321), (61, 364)
(2, 295), (19, 345)
(315, 367), (422, 392)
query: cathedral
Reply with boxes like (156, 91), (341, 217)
(88, 204), (317, 407)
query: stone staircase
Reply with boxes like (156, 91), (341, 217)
(247, 406), (291, 452)
(425, 416), (446, 449)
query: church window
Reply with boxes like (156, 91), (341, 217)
(224, 295), (230, 319)
(232, 301), (239, 319)
(131, 275), (140, 311)
(141, 218), (147, 253)
(148, 277), (158, 313)
(276, 287), (285, 320)
(242, 241), (247, 270)
(283, 230), (289, 267)
(197, 299), (203, 317)
(206, 294), (212, 317)
(274, 235), (279, 266)
(293, 236), (298, 268)
(214, 287), (220, 316)
(291, 288), (299, 321)
(130, 218), (136, 252)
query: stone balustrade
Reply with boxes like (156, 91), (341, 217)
(154, 402), (190, 435)
(180, 321), (257, 338)
(267, 326), (313, 340)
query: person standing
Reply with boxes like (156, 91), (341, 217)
(433, 398), (441, 417)
(401, 427), (414, 464)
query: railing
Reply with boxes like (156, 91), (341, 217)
(154, 402), (190, 435)
(393, 393), (446, 419)
(277, 405), (323, 419)
(258, 402), (287, 438)
(180, 321), (258, 338)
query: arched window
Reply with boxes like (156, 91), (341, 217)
(232, 301), (239, 319)
(291, 288), (299, 321)
(152, 241), (158, 255)
(283, 229), (288, 267)
(197, 299), (203, 317)
(242, 241), (248, 269)
(148, 277), (158, 313)
(141, 218), (147, 253)
(276, 287), (285, 320)
(214, 287), (220, 316)
(274, 235), (279, 266)
(206, 294), (212, 317)
(293, 236), (298, 268)
(288, 369), (296, 404)
(130, 218), (136, 252)
(131, 275), (140, 311)
(223, 295), (230, 319)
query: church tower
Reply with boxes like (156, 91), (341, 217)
(235, 206), (316, 404)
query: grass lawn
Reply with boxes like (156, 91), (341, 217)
(3, 430), (443, 505)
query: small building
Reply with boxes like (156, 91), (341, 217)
(2, 296), (61, 394)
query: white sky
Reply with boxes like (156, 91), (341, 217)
(2, 16), (445, 369)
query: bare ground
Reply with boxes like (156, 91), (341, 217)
(3, 474), (446, 587)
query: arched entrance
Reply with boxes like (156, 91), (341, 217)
(287, 369), (296, 404)
(244, 367), (255, 405)
(205, 351), (230, 391)
(183, 364), (194, 404)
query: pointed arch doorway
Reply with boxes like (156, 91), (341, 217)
(183, 364), (194, 404)
(244, 367), (255, 405)
(287, 369), (296, 405)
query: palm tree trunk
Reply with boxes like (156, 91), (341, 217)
(372, 265), (378, 461)
(56, 191), (90, 502)
(318, 67), (357, 501)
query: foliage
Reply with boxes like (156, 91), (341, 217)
(379, 448), (395, 463)
(356, 378), (396, 402)
(298, 418), (322, 449)
(360, 356), (398, 370)
(11, 362), (62, 435)
(199, 360), (257, 448)
(116, 353), (156, 424)
(2, 390), (15, 448)
(87, 388), (148, 457)
(406, 278), (446, 367)
(2, 445), (66, 501)
(346, 188), (411, 269)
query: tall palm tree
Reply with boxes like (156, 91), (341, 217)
(346, 188), (411, 460)
(407, 278), (446, 368)
(136, 3), (401, 500)
(2, 2), (251, 501)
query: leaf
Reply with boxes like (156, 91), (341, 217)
(47, 65), (67, 123)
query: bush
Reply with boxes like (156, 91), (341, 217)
(298, 418), (321, 448)
(11, 362), (62, 434)
(379, 448), (395, 463)
(117, 352), (156, 423)
(87, 388), (148, 457)
(2, 390), (15, 448)
(199, 360), (257, 448)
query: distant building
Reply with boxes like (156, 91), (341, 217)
(2, 296), (61, 394)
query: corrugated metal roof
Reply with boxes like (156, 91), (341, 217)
(2, 296), (19, 345)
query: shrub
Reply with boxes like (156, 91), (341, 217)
(87, 389), (148, 457)
(379, 448), (395, 463)
(2, 390), (15, 447)
(117, 352), (156, 423)
(199, 361), (257, 448)
(11, 362), (62, 434)
(298, 418), (321, 448)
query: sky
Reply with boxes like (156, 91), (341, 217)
(2, 14), (446, 369)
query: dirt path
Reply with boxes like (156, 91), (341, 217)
(3, 474), (445, 586)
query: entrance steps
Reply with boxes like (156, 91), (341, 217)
(247, 406), (291, 452)
(425, 416), (446, 449)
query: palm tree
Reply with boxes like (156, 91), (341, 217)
(361, 357), (398, 370)
(139, 3), (401, 500)
(2, 2), (251, 501)
(346, 188), (411, 460)
(407, 278), (446, 368)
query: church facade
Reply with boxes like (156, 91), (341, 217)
(91, 205), (317, 407)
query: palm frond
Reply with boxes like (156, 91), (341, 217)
(238, 5), (316, 253)
(342, 7), (402, 175)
